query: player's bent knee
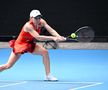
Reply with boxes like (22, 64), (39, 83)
(41, 49), (48, 56)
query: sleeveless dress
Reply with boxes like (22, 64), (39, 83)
(9, 19), (42, 54)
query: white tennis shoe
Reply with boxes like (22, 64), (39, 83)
(45, 74), (58, 81)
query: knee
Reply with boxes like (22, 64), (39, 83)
(41, 49), (48, 56)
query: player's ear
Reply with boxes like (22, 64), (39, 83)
(29, 17), (33, 20)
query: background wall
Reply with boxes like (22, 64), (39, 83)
(0, 0), (108, 41)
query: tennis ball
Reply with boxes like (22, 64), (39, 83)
(71, 33), (76, 38)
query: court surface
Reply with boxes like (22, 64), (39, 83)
(0, 42), (108, 90)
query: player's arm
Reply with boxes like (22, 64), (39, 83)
(41, 19), (61, 37)
(24, 23), (57, 41)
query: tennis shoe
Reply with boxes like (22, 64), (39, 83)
(45, 74), (58, 81)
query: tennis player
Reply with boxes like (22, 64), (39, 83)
(0, 9), (66, 81)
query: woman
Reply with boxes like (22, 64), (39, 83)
(0, 10), (66, 81)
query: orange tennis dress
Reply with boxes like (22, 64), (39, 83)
(9, 19), (42, 54)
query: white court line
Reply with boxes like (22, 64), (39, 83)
(0, 81), (27, 88)
(41, 81), (103, 90)
(69, 82), (103, 90)
(0, 81), (103, 90)
(40, 81), (103, 84)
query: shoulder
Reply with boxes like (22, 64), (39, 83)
(23, 22), (34, 32)
(40, 18), (47, 26)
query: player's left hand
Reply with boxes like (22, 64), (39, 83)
(57, 36), (66, 41)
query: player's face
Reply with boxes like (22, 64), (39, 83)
(35, 16), (41, 23)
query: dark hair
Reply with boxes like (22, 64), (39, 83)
(34, 15), (42, 20)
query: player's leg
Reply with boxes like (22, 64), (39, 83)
(32, 44), (58, 81)
(0, 51), (21, 71)
(32, 44), (50, 75)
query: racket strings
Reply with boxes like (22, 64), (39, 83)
(75, 26), (95, 42)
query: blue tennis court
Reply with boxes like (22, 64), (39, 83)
(0, 45), (108, 90)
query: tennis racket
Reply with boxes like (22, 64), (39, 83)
(43, 40), (59, 49)
(43, 26), (95, 49)
(66, 26), (95, 42)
